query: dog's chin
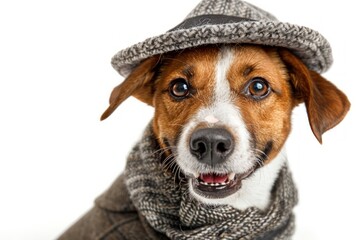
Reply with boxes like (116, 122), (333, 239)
(189, 167), (256, 199)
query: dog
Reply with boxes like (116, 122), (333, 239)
(101, 44), (349, 211)
(59, 0), (351, 238)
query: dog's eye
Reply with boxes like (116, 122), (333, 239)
(169, 78), (190, 99)
(246, 78), (270, 99)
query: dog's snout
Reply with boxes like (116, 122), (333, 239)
(189, 128), (234, 165)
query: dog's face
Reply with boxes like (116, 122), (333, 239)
(102, 45), (349, 209)
(151, 46), (294, 205)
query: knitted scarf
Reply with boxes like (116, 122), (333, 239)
(124, 124), (298, 240)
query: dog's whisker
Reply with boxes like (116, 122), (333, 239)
(153, 146), (173, 158)
(254, 148), (269, 163)
(254, 157), (265, 184)
(161, 154), (176, 170)
(161, 151), (184, 185)
(163, 158), (177, 172)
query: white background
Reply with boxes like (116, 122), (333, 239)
(0, 0), (358, 239)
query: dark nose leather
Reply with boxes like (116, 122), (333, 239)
(189, 128), (234, 166)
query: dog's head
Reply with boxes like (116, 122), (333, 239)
(101, 45), (349, 208)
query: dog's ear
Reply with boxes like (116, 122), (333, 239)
(101, 56), (161, 120)
(279, 49), (350, 143)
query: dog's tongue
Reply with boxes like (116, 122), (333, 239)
(200, 173), (228, 184)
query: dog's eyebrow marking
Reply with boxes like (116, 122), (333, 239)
(182, 66), (194, 79)
(243, 65), (254, 77)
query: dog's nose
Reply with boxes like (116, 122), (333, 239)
(189, 128), (234, 165)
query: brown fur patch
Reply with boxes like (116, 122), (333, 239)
(226, 46), (293, 163)
(151, 46), (219, 150)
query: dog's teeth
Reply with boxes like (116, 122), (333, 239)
(194, 172), (200, 178)
(200, 181), (228, 186)
(210, 183), (218, 186)
(228, 173), (235, 181)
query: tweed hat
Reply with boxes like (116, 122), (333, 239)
(112, 0), (332, 77)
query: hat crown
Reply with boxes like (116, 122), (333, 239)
(112, 0), (332, 76)
(187, 0), (277, 21)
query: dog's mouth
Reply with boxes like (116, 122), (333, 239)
(191, 169), (254, 199)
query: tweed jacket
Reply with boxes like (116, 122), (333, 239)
(58, 174), (167, 240)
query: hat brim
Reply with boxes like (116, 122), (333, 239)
(111, 20), (332, 77)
